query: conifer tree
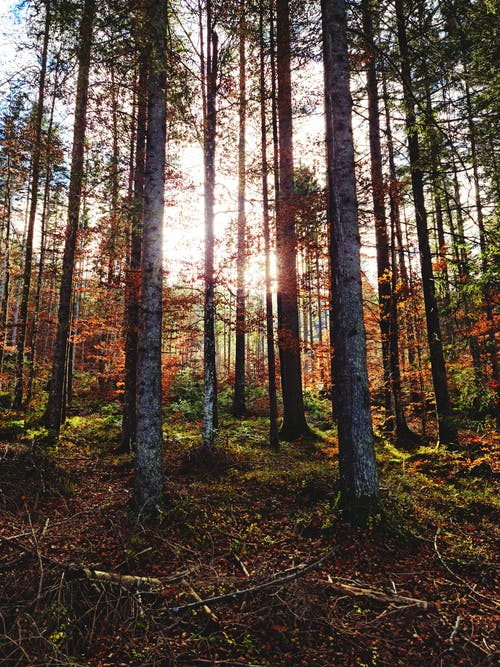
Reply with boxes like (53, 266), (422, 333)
(44, 0), (96, 436)
(322, 0), (379, 522)
(134, 0), (168, 510)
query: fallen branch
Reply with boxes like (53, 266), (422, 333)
(0, 533), (185, 592)
(324, 575), (428, 609)
(75, 567), (163, 591)
(181, 579), (219, 623)
(168, 547), (339, 614)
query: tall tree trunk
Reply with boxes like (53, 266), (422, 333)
(26, 55), (61, 407)
(362, 0), (415, 447)
(361, 0), (392, 421)
(382, 69), (422, 410)
(424, 86), (453, 344)
(134, 0), (167, 510)
(259, 0), (279, 449)
(43, 0), (95, 436)
(321, 0), (379, 523)
(0, 156), (12, 374)
(395, 0), (457, 445)
(121, 55), (148, 452)
(202, 0), (218, 450)
(108, 63), (120, 286)
(275, 0), (309, 441)
(13, 0), (50, 409)
(233, 0), (247, 418)
(463, 79), (499, 412)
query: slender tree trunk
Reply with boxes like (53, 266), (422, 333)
(134, 0), (167, 511)
(395, 0), (457, 445)
(13, 0), (50, 409)
(321, 0), (379, 523)
(269, 2), (279, 203)
(275, 0), (309, 441)
(43, 0), (95, 436)
(259, 0), (279, 449)
(0, 157), (12, 374)
(361, 0), (392, 421)
(233, 0), (247, 418)
(26, 56), (60, 407)
(362, 0), (416, 447)
(315, 250), (323, 344)
(121, 55), (148, 452)
(202, 0), (218, 449)
(26, 138), (52, 406)
(463, 80), (499, 411)
(108, 63), (120, 286)
(382, 70), (422, 411)
(424, 87), (453, 344)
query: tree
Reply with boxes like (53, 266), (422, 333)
(26, 65), (65, 408)
(121, 37), (149, 452)
(361, 0), (416, 447)
(202, 0), (219, 450)
(13, 0), (51, 409)
(259, 0), (279, 448)
(44, 0), (96, 437)
(275, 0), (309, 441)
(0, 97), (30, 374)
(134, 0), (168, 510)
(232, 0), (247, 419)
(394, 0), (458, 446)
(321, 0), (379, 522)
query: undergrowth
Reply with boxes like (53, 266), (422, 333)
(0, 399), (498, 665)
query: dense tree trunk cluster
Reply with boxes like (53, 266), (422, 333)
(0, 0), (497, 522)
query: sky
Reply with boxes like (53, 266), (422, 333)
(0, 0), (34, 100)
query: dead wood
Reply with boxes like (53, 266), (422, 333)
(168, 546), (340, 614)
(323, 574), (428, 609)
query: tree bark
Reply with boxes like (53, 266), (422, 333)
(121, 53), (148, 452)
(202, 0), (218, 450)
(134, 0), (168, 511)
(233, 0), (247, 419)
(43, 0), (95, 436)
(275, 0), (309, 441)
(321, 0), (379, 523)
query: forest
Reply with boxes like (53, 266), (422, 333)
(0, 0), (498, 664)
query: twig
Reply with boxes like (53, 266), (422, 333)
(233, 552), (250, 577)
(462, 635), (495, 657)
(449, 614), (461, 648)
(169, 547), (339, 614)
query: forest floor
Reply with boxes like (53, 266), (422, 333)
(0, 402), (499, 666)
